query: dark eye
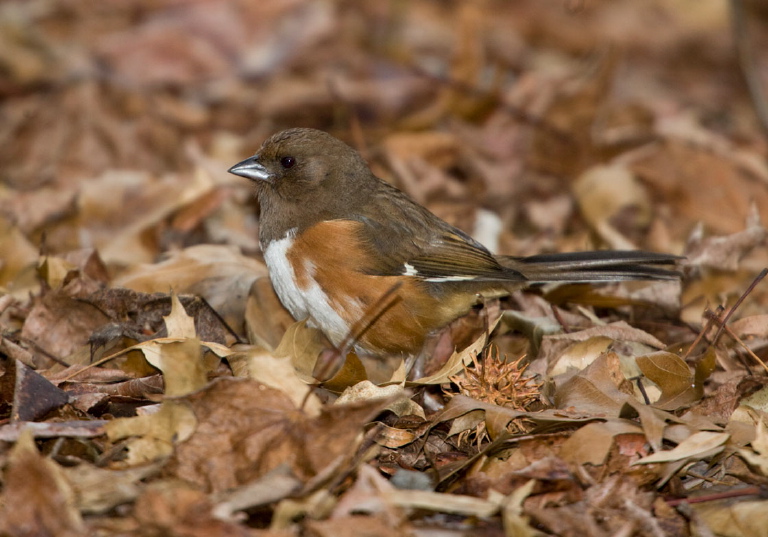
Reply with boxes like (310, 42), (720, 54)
(280, 156), (296, 169)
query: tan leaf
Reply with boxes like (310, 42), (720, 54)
(560, 420), (643, 466)
(105, 400), (198, 464)
(229, 345), (321, 415)
(164, 291), (197, 339)
(633, 431), (729, 465)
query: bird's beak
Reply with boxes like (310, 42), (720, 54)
(228, 156), (273, 182)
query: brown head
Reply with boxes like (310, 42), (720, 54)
(228, 128), (378, 244)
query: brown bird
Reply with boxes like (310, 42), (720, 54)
(229, 128), (679, 357)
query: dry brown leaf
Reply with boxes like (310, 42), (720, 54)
(133, 479), (258, 537)
(306, 515), (405, 537)
(77, 168), (214, 265)
(621, 398), (679, 452)
(636, 351), (701, 410)
(683, 207), (768, 272)
(730, 314), (768, 338)
(560, 420), (644, 466)
(631, 139), (768, 238)
(691, 499), (768, 537)
(117, 244), (267, 333)
(409, 313), (501, 386)
(169, 377), (389, 493)
(105, 336), (208, 464)
(66, 462), (161, 515)
(547, 336), (613, 377)
(0, 420), (107, 442)
(545, 321), (666, 349)
(573, 163), (652, 249)
(21, 289), (110, 365)
(554, 352), (634, 416)
(163, 291), (198, 340)
(106, 398), (198, 465)
(0, 430), (84, 537)
(229, 345), (321, 415)
(439, 394), (598, 442)
(336, 380), (423, 419)
(738, 421), (768, 476)
(8, 359), (69, 421)
(276, 320), (332, 383)
(212, 464), (303, 519)
(0, 216), (40, 295)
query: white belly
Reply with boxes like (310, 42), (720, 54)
(263, 231), (355, 346)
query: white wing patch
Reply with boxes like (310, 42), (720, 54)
(423, 275), (478, 282)
(402, 262), (477, 282)
(402, 263), (419, 276)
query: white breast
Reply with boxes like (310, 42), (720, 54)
(263, 230), (357, 346)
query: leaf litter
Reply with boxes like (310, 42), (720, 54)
(2, 1), (768, 535)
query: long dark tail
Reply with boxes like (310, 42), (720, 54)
(497, 250), (682, 283)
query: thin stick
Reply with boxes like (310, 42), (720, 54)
(681, 305), (720, 361)
(705, 309), (768, 374)
(712, 268), (768, 345)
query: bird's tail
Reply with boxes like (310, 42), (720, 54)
(497, 250), (682, 283)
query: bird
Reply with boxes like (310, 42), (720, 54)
(228, 128), (679, 358)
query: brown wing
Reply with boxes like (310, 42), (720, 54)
(349, 178), (525, 282)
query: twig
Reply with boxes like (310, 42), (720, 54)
(704, 309), (768, 374)
(301, 281), (403, 408)
(712, 268), (768, 345)
(666, 485), (764, 507)
(681, 305), (720, 361)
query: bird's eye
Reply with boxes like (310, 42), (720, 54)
(280, 156), (296, 169)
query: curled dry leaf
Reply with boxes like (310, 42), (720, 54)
(633, 431), (730, 465)
(438, 394), (598, 442)
(66, 462), (161, 515)
(684, 206), (768, 272)
(336, 380), (424, 419)
(573, 163), (652, 249)
(738, 421), (768, 477)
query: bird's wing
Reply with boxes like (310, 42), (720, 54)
(351, 181), (524, 282)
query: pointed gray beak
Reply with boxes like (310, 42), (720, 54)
(228, 156), (273, 182)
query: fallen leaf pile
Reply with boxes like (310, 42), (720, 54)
(2, 1), (768, 535)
